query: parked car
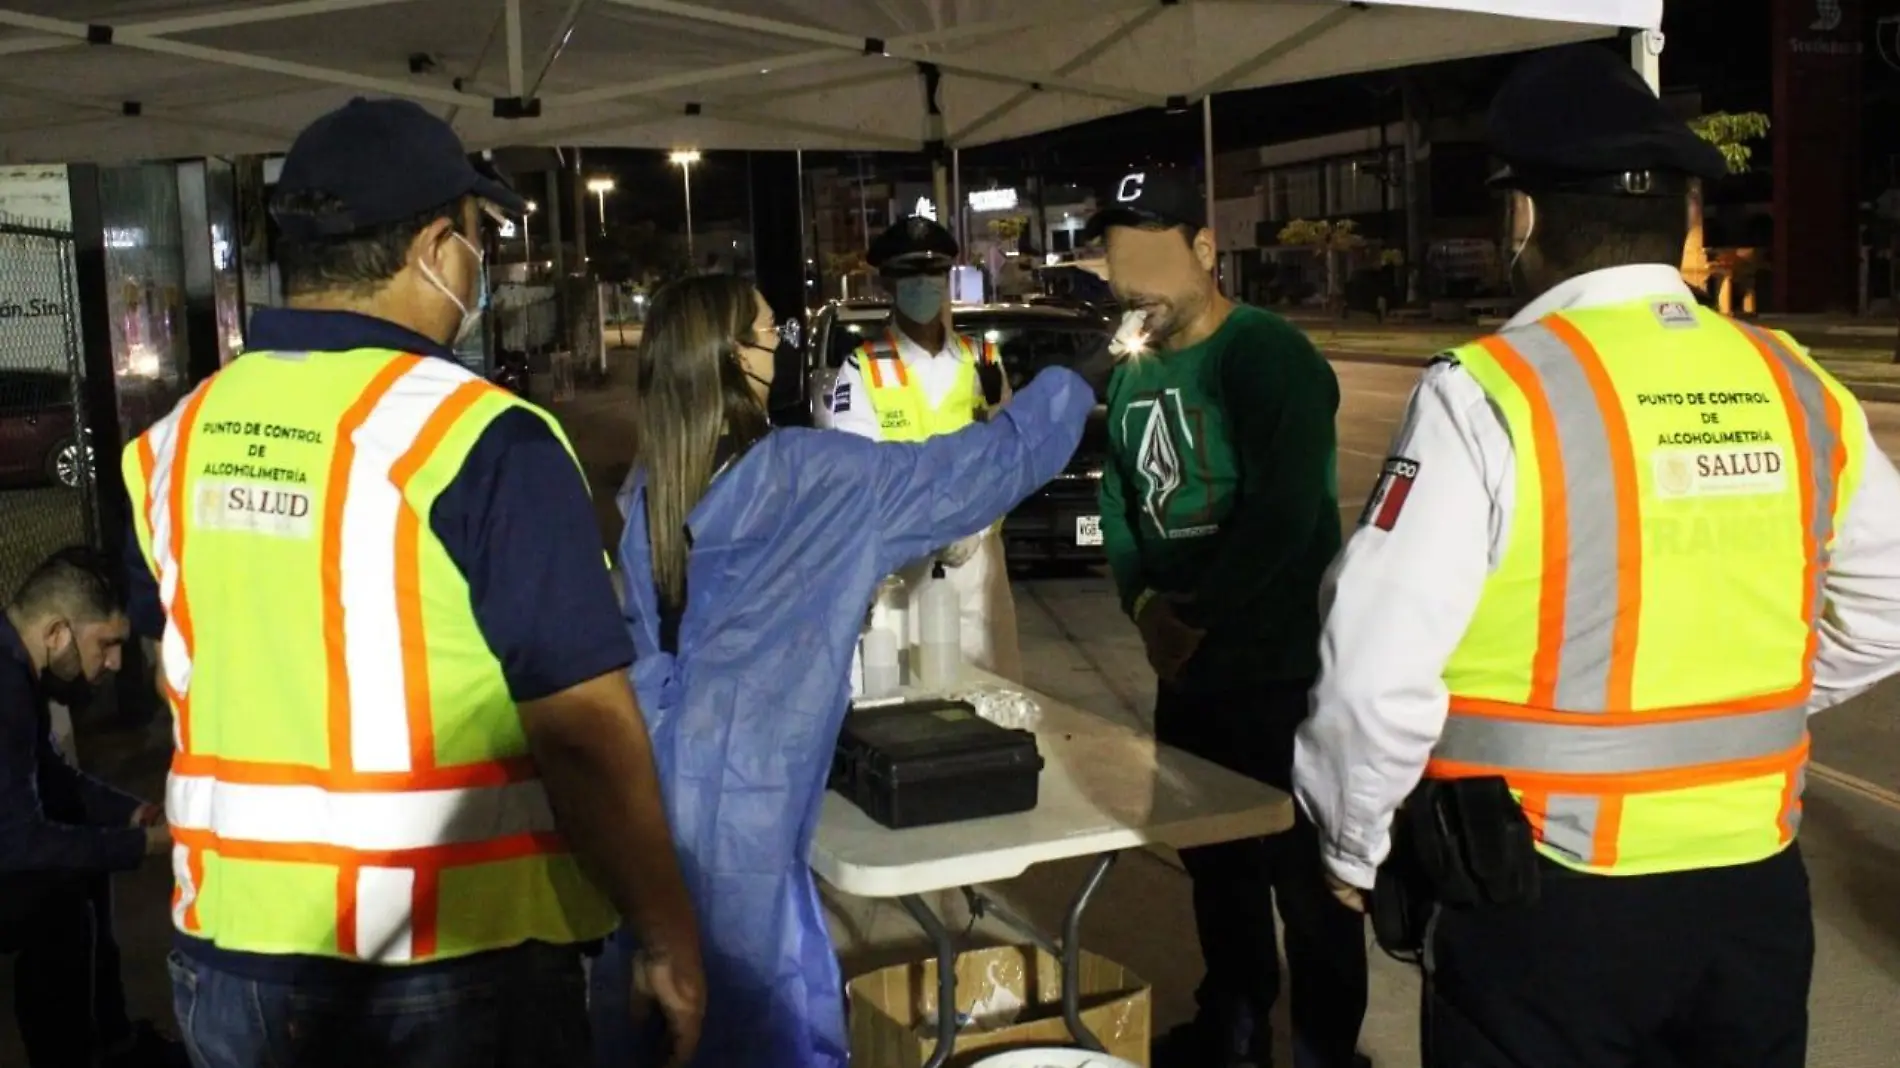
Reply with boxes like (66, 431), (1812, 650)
(802, 300), (1112, 568)
(0, 369), (91, 490)
(490, 350), (530, 397)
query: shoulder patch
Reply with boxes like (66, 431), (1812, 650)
(828, 380), (851, 413)
(1359, 456), (1420, 532)
(1652, 300), (1698, 329)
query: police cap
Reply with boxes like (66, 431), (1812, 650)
(1487, 44), (1727, 196)
(868, 215), (959, 274)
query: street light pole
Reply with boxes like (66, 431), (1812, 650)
(523, 200), (536, 267)
(682, 164), (695, 263)
(671, 149), (701, 266)
(586, 176), (615, 237)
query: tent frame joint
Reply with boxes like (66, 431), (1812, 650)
(492, 96), (542, 119)
(862, 37), (886, 56)
(85, 23), (113, 45)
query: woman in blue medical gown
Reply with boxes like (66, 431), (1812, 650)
(591, 275), (1106, 1067)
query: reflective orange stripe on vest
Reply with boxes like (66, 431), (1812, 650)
(137, 388), (213, 931)
(1427, 317), (1846, 864)
(861, 330), (922, 390)
(141, 358), (568, 958)
(859, 329), (983, 387)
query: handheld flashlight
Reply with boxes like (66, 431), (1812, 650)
(1110, 308), (1151, 359)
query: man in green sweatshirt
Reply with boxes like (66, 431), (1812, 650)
(1086, 170), (1367, 1068)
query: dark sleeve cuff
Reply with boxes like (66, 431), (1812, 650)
(101, 827), (148, 873)
(80, 777), (144, 829)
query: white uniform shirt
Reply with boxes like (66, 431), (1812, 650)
(1294, 264), (1900, 889)
(813, 321), (1023, 681)
(816, 326), (977, 438)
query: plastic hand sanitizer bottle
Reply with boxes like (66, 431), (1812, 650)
(860, 627), (901, 699)
(916, 561), (962, 691)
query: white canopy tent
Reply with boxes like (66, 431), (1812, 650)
(0, 0), (1660, 164)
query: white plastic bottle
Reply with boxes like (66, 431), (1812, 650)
(915, 561), (963, 691)
(869, 576), (910, 685)
(860, 627), (901, 699)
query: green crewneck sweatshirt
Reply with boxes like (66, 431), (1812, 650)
(1100, 304), (1341, 691)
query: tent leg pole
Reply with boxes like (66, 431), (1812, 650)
(951, 148), (962, 254)
(1203, 94), (1217, 287)
(796, 148), (808, 303)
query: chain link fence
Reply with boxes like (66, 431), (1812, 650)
(0, 214), (96, 599)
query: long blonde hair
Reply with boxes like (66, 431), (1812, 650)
(632, 274), (771, 611)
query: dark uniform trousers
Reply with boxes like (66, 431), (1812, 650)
(1425, 844), (1813, 1068)
(0, 870), (133, 1067)
(1155, 678), (1370, 1067)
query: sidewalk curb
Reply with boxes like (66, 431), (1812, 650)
(1324, 349), (1900, 405)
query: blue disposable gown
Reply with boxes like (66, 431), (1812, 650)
(591, 368), (1093, 1068)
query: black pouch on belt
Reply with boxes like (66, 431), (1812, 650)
(1370, 804), (1434, 959)
(1409, 777), (1539, 909)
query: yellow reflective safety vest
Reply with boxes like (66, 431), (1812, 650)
(1425, 298), (1865, 877)
(122, 348), (617, 964)
(855, 328), (996, 443)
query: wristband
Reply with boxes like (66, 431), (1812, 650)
(1131, 588), (1157, 621)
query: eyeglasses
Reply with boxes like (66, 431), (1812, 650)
(745, 321), (802, 349)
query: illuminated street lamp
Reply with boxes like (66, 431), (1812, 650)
(670, 149), (701, 263)
(523, 199), (537, 264)
(586, 177), (615, 236)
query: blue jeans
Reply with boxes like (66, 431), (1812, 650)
(168, 942), (592, 1068)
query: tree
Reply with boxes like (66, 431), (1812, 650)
(1682, 112), (1771, 314)
(1278, 219), (1366, 304)
(987, 216), (1028, 244)
(1688, 112), (1772, 175)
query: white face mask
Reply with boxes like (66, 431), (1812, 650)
(418, 232), (486, 346)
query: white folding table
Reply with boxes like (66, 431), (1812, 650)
(811, 677), (1294, 1068)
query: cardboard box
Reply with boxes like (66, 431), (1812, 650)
(847, 944), (1151, 1068)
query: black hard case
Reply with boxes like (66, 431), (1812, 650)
(830, 698), (1044, 830)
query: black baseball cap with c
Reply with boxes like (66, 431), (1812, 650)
(272, 97), (525, 241)
(1081, 167), (1207, 242)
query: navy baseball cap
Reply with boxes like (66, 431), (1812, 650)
(1082, 168), (1206, 242)
(272, 97), (525, 240)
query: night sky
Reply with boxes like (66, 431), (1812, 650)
(573, 0), (1866, 234)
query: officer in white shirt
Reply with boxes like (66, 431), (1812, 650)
(817, 216), (1021, 681)
(1295, 46), (1900, 1068)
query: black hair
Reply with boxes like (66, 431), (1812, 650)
(274, 191), (467, 297)
(9, 545), (123, 623)
(1529, 190), (1688, 275)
